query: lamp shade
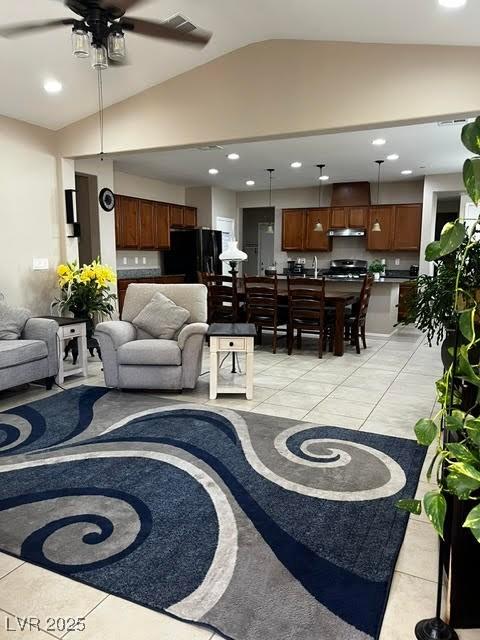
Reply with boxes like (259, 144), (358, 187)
(372, 221), (382, 232)
(314, 221), (323, 232)
(219, 240), (248, 262)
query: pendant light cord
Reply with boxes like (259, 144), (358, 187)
(376, 160), (384, 205)
(97, 68), (105, 161)
(267, 169), (274, 207)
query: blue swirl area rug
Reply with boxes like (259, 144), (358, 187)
(0, 386), (425, 640)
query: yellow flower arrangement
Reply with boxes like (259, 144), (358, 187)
(55, 259), (117, 320)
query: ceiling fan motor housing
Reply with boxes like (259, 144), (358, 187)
(66, 0), (125, 47)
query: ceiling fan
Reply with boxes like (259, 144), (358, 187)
(0, 0), (212, 69)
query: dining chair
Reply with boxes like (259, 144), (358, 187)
(287, 277), (327, 358)
(201, 273), (240, 324)
(345, 274), (375, 354)
(244, 275), (286, 354)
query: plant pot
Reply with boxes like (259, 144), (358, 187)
(373, 272), (381, 281)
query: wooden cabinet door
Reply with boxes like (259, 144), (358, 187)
(183, 207), (197, 228)
(330, 207), (348, 229)
(117, 196), (139, 249)
(367, 206), (395, 251)
(170, 205), (184, 227)
(154, 203), (170, 249)
(138, 200), (156, 249)
(398, 281), (416, 322)
(348, 207), (368, 229)
(114, 195), (124, 248)
(392, 204), (423, 251)
(117, 279), (134, 315)
(304, 209), (331, 251)
(282, 210), (305, 250)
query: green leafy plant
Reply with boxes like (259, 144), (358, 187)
(397, 117), (480, 544)
(368, 259), (384, 274)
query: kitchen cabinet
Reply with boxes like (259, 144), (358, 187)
(304, 209), (331, 251)
(116, 195), (139, 249)
(349, 206), (368, 229)
(154, 203), (170, 249)
(392, 204), (422, 251)
(282, 209), (306, 250)
(115, 195), (196, 249)
(398, 281), (416, 322)
(330, 208), (348, 229)
(367, 206), (395, 251)
(138, 200), (156, 249)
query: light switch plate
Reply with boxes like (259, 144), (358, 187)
(134, 257), (139, 265)
(33, 258), (49, 271)
(142, 257), (147, 265)
(123, 257), (128, 265)
(395, 258), (400, 266)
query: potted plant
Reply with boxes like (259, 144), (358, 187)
(368, 259), (384, 281)
(397, 116), (480, 629)
(54, 260), (117, 358)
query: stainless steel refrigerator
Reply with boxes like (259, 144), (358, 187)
(163, 229), (223, 282)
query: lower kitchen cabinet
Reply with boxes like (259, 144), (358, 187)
(398, 281), (416, 322)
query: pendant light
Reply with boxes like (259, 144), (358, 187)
(314, 164), (326, 232)
(266, 169), (275, 234)
(372, 160), (384, 232)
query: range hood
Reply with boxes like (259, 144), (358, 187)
(327, 228), (366, 237)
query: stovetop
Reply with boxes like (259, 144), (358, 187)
(324, 272), (367, 280)
(323, 259), (368, 280)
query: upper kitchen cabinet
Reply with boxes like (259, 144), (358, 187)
(183, 206), (197, 228)
(330, 207), (348, 229)
(282, 209), (305, 250)
(138, 200), (156, 250)
(330, 206), (367, 229)
(170, 205), (184, 228)
(305, 209), (331, 251)
(115, 195), (139, 249)
(154, 203), (171, 250)
(392, 204), (423, 251)
(367, 206), (395, 251)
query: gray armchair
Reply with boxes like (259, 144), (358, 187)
(95, 283), (208, 390)
(0, 318), (59, 391)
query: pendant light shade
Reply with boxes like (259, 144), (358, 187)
(314, 163), (326, 232)
(108, 31), (126, 61)
(72, 25), (90, 58)
(372, 160), (384, 233)
(266, 224), (274, 235)
(92, 45), (108, 70)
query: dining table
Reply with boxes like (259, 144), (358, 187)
(237, 279), (360, 357)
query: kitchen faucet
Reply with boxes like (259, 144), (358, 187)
(313, 256), (318, 279)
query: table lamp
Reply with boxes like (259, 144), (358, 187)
(219, 240), (248, 281)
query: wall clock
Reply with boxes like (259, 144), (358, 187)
(99, 188), (115, 212)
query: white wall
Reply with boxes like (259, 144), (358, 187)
(0, 116), (62, 312)
(212, 187), (239, 237)
(420, 173), (465, 275)
(114, 170), (185, 204)
(237, 180), (424, 272)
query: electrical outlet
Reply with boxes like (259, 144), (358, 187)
(395, 258), (400, 266)
(142, 257), (147, 265)
(123, 257), (127, 265)
(134, 257), (139, 265)
(32, 258), (49, 271)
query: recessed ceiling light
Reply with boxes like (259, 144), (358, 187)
(372, 138), (386, 146)
(227, 153), (240, 160)
(401, 170), (413, 175)
(290, 162), (302, 168)
(43, 79), (62, 94)
(318, 175), (330, 181)
(246, 180), (255, 186)
(208, 168), (219, 175)
(438, 0), (467, 8)
(387, 154), (399, 161)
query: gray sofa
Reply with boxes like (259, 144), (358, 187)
(0, 318), (59, 392)
(95, 283), (208, 390)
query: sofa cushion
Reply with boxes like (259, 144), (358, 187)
(0, 340), (48, 370)
(131, 292), (190, 340)
(118, 340), (182, 366)
(0, 303), (31, 340)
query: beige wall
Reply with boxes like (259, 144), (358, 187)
(58, 40), (480, 158)
(114, 170), (185, 204)
(185, 186), (213, 228)
(0, 115), (61, 312)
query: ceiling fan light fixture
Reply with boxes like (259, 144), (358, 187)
(92, 44), (108, 70)
(71, 25), (90, 59)
(108, 30), (126, 61)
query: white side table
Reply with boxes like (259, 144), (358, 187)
(208, 323), (256, 400)
(41, 317), (89, 385)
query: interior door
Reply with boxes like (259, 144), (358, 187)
(216, 216), (236, 275)
(258, 223), (275, 275)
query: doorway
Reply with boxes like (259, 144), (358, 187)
(241, 207), (275, 276)
(75, 173), (101, 265)
(258, 223), (275, 275)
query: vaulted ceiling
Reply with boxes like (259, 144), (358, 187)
(1, 0), (479, 130)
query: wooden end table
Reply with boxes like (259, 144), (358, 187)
(207, 323), (257, 400)
(39, 316), (89, 385)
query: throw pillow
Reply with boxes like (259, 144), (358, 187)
(132, 292), (190, 340)
(0, 303), (31, 340)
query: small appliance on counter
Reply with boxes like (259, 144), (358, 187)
(322, 259), (368, 280)
(409, 264), (419, 277)
(264, 265), (277, 277)
(286, 259), (305, 276)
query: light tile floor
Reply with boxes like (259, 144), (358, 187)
(0, 328), (477, 639)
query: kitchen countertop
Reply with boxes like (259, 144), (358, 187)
(116, 268), (163, 279)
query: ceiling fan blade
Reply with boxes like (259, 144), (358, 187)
(0, 18), (75, 38)
(120, 17), (212, 46)
(99, 0), (149, 11)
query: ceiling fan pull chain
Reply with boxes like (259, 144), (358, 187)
(97, 68), (105, 160)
